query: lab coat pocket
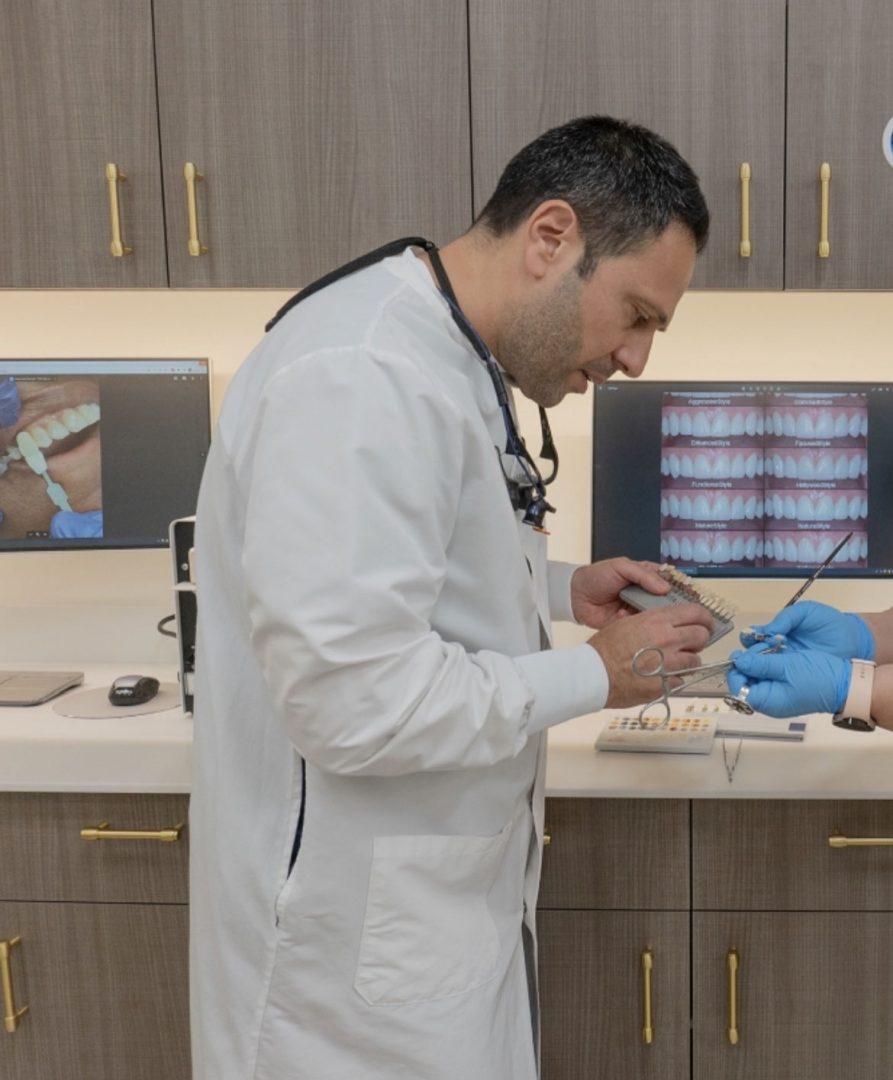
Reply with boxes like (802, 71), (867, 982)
(354, 828), (508, 1007)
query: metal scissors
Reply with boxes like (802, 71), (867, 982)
(631, 646), (736, 729)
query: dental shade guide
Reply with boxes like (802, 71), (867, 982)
(620, 564), (737, 648)
(15, 429), (72, 513)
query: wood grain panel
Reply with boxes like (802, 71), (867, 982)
(540, 798), (689, 910)
(0, 793), (189, 904)
(693, 799), (893, 910)
(0, 0), (167, 286)
(469, 0), (786, 289)
(786, 0), (893, 287)
(0, 900), (189, 1080)
(693, 912), (893, 1080)
(153, 0), (472, 287)
(539, 910), (690, 1080)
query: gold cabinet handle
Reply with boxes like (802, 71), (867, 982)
(80, 820), (184, 842)
(104, 163), (132, 258)
(641, 947), (654, 1045)
(818, 162), (831, 258)
(0, 936), (28, 1034)
(829, 834), (893, 848)
(183, 162), (208, 256)
(727, 948), (740, 1045)
(739, 163), (752, 258)
(542, 828), (551, 846)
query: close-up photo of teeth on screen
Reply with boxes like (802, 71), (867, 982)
(592, 381), (893, 578)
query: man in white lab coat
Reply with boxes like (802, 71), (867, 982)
(190, 115), (712, 1079)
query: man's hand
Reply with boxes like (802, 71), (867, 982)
(589, 602), (714, 709)
(571, 558), (671, 630)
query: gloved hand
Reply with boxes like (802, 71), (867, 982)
(0, 377), (21, 429)
(50, 509), (103, 539)
(728, 643), (851, 717)
(740, 600), (875, 661)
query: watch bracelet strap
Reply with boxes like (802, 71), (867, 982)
(834, 658), (876, 731)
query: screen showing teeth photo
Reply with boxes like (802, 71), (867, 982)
(592, 382), (893, 578)
(0, 359), (210, 551)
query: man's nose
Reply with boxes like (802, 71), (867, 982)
(612, 334), (654, 379)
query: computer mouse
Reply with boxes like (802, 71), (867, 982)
(108, 674), (160, 706)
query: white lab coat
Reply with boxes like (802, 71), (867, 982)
(190, 249), (609, 1079)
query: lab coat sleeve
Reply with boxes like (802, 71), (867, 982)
(239, 348), (601, 777)
(547, 560), (581, 623)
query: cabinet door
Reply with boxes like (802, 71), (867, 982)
(693, 912), (893, 1080)
(693, 799), (893, 911)
(0, 1), (167, 287)
(0, 900), (189, 1080)
(153, 0), (472, 287)
(538, 911), (689, 1080)
(0, 793), (189, 904)
(786, 0), (893, 288)
(541, 798), (689, 910)
(469, 0), (786, 289)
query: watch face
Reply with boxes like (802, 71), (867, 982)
(832, 715), (877, 733)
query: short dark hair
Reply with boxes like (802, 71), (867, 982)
(476, 115), (709, 276)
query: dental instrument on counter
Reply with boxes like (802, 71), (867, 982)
(631, 645), (738, 729)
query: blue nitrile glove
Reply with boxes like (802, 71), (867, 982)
(50, 509), (103, 539)
(740, 600), (875, 662)
(728, 644), (851, 718)
(0, 377), (21, 428)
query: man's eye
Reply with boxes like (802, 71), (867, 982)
(631, 311), (649, 328)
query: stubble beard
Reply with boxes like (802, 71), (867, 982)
(498, 271), (584, 409)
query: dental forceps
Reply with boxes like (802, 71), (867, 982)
(631, 646), (737, 729)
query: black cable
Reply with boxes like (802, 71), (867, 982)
(157, 614), (178, 638)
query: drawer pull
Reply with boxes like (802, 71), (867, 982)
(739, 163), (752, 258)
(183, 162), (208, 256)
(641, 947), (654, 1045)
(542, 828), (551, 847)
(0, 936), (28, 1034)
(829, 834), (893, 848)
(818, 162), (831, 258)
(80, 821), (184, 842)
(727, 948), (740, 1045)
(104, 163), (132, 257)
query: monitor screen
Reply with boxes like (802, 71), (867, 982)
(0, 358), (211, 550)
(592, 381), (893, 578)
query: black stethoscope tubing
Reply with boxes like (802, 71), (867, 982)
(266, 236), (558, 527)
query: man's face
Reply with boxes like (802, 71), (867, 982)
(500, 222), (696, 408)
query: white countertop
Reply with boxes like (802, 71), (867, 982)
(2, 664), (892, 798)
(0, 664), (192, 794)
(547, 706), (893, 799)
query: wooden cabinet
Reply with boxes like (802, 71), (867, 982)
(149, 0), (472, 287)
(3, 1), (892, 290)
(469, 0), (787, 290)
(0, 0), (471, 289)
(691, 800), (893, 1080)
(541, 797), (893, 1080)
(0, 793), (190, 1080)
(785, 0), (893, 288)
(470, 0), (893, 291)
(0, 1), (167, 287)
(538, 798), (690, 1079)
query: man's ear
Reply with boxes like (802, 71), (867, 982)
(522, 200), (582, 281)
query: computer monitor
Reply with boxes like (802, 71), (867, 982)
(0, 358), (211, 550)
(592, 381), (893, 578)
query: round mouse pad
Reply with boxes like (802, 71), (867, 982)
(52, 682), (182, 719)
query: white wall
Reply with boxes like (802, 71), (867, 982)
(0, 287), (890, 661)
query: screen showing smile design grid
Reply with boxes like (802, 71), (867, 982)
(0, 359), (210, 551)
(592, 382), (893, 578)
